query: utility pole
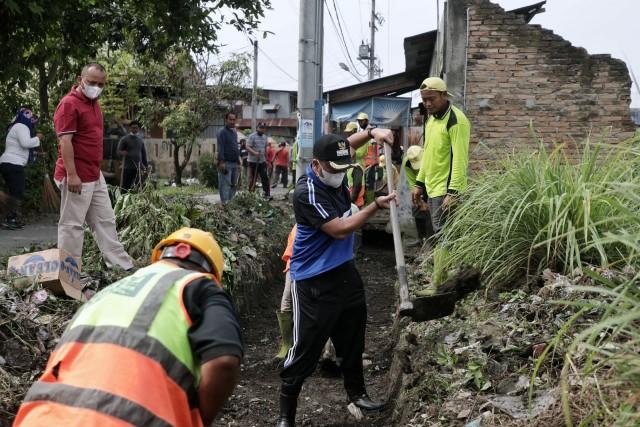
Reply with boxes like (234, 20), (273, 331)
(297, 0), (323, 180)
(369, 0), (376, 81)
(359, 0), (382, 80)
(251, 39), (258, 132)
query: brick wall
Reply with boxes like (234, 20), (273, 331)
(463, 0), (635, 164)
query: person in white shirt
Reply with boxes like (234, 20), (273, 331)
(0, 107), (42, 229)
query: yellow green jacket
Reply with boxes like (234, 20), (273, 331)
(416, 103), (470, 198)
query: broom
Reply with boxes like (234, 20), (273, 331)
(41, 150), (60, 212)
(43, 172), (60, 212)
(0, 190), (8, 216)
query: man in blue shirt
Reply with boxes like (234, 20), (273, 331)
(276, 130), (396, 427)
(216, 112), (240, 203)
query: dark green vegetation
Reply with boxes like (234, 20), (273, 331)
(395, 137), (640, 426)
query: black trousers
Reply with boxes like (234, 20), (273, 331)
(274, 165), (288, 187)
(247, 161), (270, 196)
(0, 162), (25, 218)
(121, 167), (145, 191)
(281, 261), (367, 397)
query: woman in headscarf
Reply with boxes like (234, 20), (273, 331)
(0, 106), (42, 229)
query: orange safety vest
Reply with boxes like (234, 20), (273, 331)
(347, 164), (365, 208)
(14, 262), (223, 427)
(363, 141), (379, 168)
(282, 224), (297, 272)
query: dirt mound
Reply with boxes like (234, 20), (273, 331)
(387, 261), (634, 426)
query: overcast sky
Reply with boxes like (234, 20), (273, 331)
(216, 0), (639, 107)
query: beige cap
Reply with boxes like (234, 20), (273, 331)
(406, 145), (423, 170)
(379, 155), (386, 168)
(419, 77), (451, 95)
(357, 112), (369, 121)
(344, 122), (358, 133)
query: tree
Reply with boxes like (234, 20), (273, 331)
(138, 51), (251, 185)
(0, 0), (270, 120)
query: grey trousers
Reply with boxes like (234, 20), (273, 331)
(427, 195), (448, 234)
(56, 173), (133, 269)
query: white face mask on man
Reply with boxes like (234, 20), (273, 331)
(82, 80), (103, 99)
(317, 167), (346, 188)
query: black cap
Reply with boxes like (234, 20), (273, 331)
(257, 122), (267, 128)
(313, 134), (358, 171)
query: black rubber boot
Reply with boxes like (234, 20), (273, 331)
(275, 392), (298, 427)
(344, 367), (385, 412)
(348, 391), (385, 411)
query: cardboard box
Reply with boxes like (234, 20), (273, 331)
(6, 249), (86, 301)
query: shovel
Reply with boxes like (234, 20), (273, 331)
(382, 143), (457, 322)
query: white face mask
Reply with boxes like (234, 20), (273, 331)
(82, 81), (103, 99)
(317, 168), (346, 188)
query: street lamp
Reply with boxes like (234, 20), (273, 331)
(338, 62), (363, 82)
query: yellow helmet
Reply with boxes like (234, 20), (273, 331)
(151, 227), (224, 281)
(344, 122), (358, 133)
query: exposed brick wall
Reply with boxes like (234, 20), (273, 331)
(463, 0), (635, 164)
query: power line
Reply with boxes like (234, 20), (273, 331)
(257, 45), (298, 82)
(324, 0), (367, 76)
(243, 33), (297, 83)
(333, 1), (356, 53)
(324, 1), (354, 67)
(332, 0), (367, 76)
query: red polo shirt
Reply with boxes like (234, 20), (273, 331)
(274, 147), (289, 167)
(53, 86), (103, 182)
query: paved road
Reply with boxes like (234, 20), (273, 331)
(0, 214), (59, 256)
(0, 186), (292, 258)
(201, 185), (292, 204)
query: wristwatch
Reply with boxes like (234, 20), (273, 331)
(367, 127), (375, 139)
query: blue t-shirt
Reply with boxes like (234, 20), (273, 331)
(289, 165), (353, 281)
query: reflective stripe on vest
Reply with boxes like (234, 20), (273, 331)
(15, 263), (220, 427)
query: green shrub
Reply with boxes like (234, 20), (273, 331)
(198, 153), (218, 189)
(440, 138), (640, 289)
(83, 186), (196, 269)
(556, 266), (640, 427)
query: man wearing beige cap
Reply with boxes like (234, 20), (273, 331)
(411, 77), (470, 238)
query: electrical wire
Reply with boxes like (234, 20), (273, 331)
(257, 45), (298, 82)
(333, 0), (357, 54)
(332, 0), (367, 76)
(324, 0), (367, 76)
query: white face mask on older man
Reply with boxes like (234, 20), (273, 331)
(82, 80), (103, 99)
(317, 167), (346, 188)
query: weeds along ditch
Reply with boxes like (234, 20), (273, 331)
(394, 138), (640, 426)
(0, 187), (291, 423)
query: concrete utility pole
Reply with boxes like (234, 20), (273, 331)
(369, 0), (376, 81)
(251, 39), (258, 132)
(296, 0), (323, 180)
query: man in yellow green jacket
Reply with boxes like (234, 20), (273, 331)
(411, 77), (470, 235)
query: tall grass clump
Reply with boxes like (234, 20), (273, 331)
(536, 230), (640, 426)
(440, 137), (640, 289)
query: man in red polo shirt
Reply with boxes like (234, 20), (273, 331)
(53, 63), (133, 270)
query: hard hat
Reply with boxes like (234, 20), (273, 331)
(379, 155), (386, 167)
(357, 112), (369, 121)
(419, 77), (452, 96)
(406, 145), (424, 170)
(152, 227), (224, 281)
(344, 122), (358, 133)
